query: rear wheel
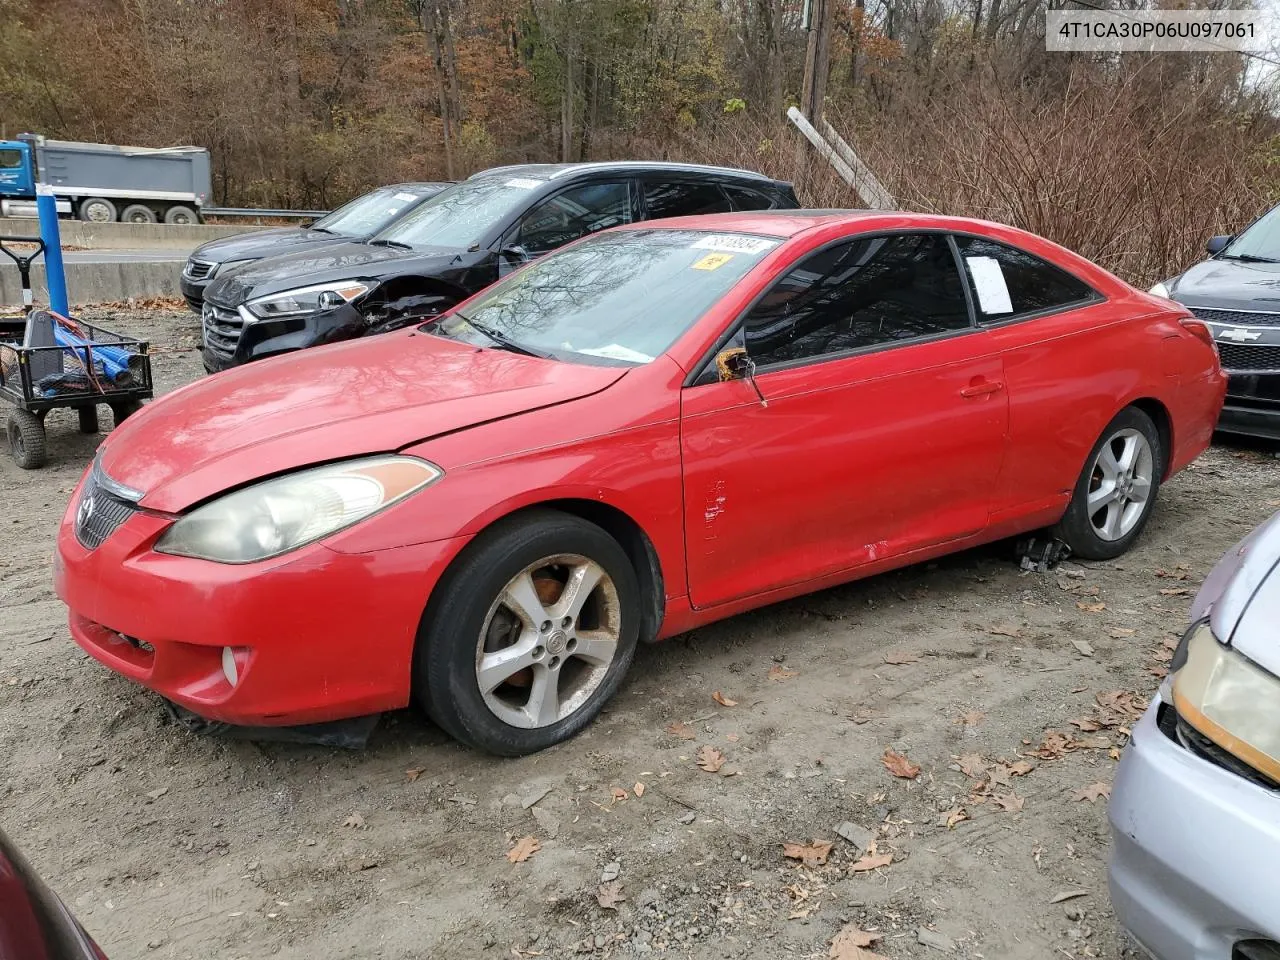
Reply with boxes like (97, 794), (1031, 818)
(1054, 407), (1162, 561)
(120, 204), (157, 224)
(163, 205), (198, 225)
(78, 197), (117, 222)
(6, 408), (47, 469)
(415, 510), (641, 755)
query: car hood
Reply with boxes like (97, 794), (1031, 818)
(191, 228), (345, 265)
(99, 331), (627, 513)
(203, 242), (464, 306)
(1168, 257), (1280, 311)
(1193, 510), (1280, 673)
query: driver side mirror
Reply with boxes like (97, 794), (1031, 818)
(715, 345), (768, 406)
(1206, 235), (1232, 255)
(501, 244), (531, 264)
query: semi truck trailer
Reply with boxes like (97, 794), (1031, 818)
(0, 134), (211, 224)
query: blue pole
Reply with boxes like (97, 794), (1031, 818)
(35, 183), (69, 316)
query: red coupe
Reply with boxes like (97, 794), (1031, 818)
(54, 212), (1225, 754)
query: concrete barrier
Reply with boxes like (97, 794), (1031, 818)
(0, 260), (182, 306)
(0, 218), (270, 250)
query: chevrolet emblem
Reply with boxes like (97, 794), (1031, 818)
(1219, 327), (1263, 343)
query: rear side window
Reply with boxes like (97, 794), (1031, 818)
(744, 233), (971, 367)
(723, 184), (775, 211)
(643, 181), (732, 220)
(953, 235), (1095, 322)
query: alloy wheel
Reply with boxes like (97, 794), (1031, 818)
(1087, 427), (1155, 541)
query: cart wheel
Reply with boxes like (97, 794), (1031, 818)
(77, 406), (100, 434)
(110, 399), (142, 427)
(6, 409), (47, 469)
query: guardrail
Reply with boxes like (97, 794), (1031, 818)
(202, 206), (328, 220)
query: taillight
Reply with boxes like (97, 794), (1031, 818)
(1180, 317), (1220, 361)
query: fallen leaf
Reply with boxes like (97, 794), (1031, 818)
(955, 753), (988, 779)
(1050, 889), (1089, 904)
(665, 721), (697, 740)
(1075, 584), (1101, 596)
(1033, 729), (1077, 760)
(342, 813), (365, 829)
(883, 651), (920, 665)
(1071, 638), (1095, 657)
(1073, 781), (1112, 803)
(405, 767), (425, 783)
(633, 782), (645, 798)
(1147, 666), (1169, 679)
(943, 807), (968, 829)
(1007, 759), (1035, 777)
(849, 851), (893, 873)
(596, 880), (625, 909)
(610, 787), (629, 803)
(712, 691), (738, 707)
(726, 733), (740, 742)
(992, 792), (1025, 813)
(1159, 587), (1190, 596)
(782, 840), (833, 867)
(829, 924), (885, 959)
(768, 664), (799, 681)
(1070, 717), (1102, 732)
(1110, 628), (1137, 639)
(882, 748), (921, 779)
(956, 710), (985, 727)
(506, 836), (541, 863)
(1077, 600), (1106, 613)
(988, 622), (1022, 638)
(1150, 647), (1173, 663)
(696, 746), (726, 773)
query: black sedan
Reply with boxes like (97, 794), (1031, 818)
(0, 828), (107, 959)
(179, 182), (449, 311)
(197, 161), (799, 372)
(1154, 205), (1280, 440)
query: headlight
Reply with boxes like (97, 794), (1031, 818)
(1149, 281), (1171, 298)
(1173, 620), (1280, 782)
(245, 280), (373, 319)
(155, 456), (441, 563)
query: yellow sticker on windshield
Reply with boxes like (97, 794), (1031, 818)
(692, 252), (734, 271)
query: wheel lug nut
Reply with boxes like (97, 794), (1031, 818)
(561, 616), (572, 628)
(533, 645), (545, 659)
(540, 621), (552, 632)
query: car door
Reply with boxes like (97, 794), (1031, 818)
(949, 234), (1110, 522)
(680, 232), (1009, 609)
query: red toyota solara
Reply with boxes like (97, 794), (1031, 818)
(54, 212), (1225, 755)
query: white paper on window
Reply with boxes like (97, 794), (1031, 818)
(966, 256), (1013, 315)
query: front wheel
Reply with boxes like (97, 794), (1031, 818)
(415, 510), (641, 755)
(1054, 407), (1163, 561)
(78, 197), (117, 222)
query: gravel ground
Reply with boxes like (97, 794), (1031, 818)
(2, 306), (1277, 960)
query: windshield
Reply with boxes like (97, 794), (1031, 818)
(311, 187), (433, 236)
(430, 229), (780, 365)
(375, 177), (548, 250)
(1223, 205), (1280, 262)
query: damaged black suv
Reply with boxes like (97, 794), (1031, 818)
(199, 161), (799, 372)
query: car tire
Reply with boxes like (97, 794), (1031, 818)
(414, 509), (642, 756)
(6, 408), (47, 469)
(164, 205), (198, 225)
(78, 198), (117, 223)
(1054, 407), (1163, 561)
(120, 204), (157, 224)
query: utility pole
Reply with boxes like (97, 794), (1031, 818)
(799, 0), (833, 127)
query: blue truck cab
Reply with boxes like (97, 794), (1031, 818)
(0, 141), (36, 202)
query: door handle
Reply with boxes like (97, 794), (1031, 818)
(960, 380), (1004, 399)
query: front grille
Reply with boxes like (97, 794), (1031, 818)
(183, 258), (216, 281)
(202, 303), (244, 360)
(1218, 343), (1280, 373)
(74, 464), (141, 550)
(1191, 306), (1280, 328)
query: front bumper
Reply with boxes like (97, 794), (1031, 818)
(1109, 697), (1280, 959)
(179, 274), (208, 313)
(1216, 373), (1280, 441)
(200, 298), (366, 374)
(53, 481), (469, 727)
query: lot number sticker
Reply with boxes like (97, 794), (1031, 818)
(393, 192), (420, 202)
(692, 234), (777, 255)
(692, 253), (734, 271)
(966, 256), (1014, 315)
(505, 178), (544, 189)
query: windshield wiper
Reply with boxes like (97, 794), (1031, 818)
(453, 312), (550, 359)
(1220, 253), (1279, 263)
(368, 238), (413, 250)
(310, 226), (334, 235)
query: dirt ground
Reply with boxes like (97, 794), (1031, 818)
(2, 307), (1277, 960)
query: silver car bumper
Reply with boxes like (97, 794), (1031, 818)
(1109, 697), (1280, 959)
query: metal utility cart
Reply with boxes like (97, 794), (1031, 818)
(1, 237), (152, 469)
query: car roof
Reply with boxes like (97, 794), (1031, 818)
(467, 161), (785, 186)
(612, 209), (1049, 240)
(385, 182), (452, 192)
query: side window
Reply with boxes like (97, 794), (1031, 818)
(953, 235), (1095, 322)
(0, 149), (22, 170)
(643, 180), (732, 220)
(516, 182), (632, 255)
(744, 234), (971, 367)
(723, 184), (775, 211)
